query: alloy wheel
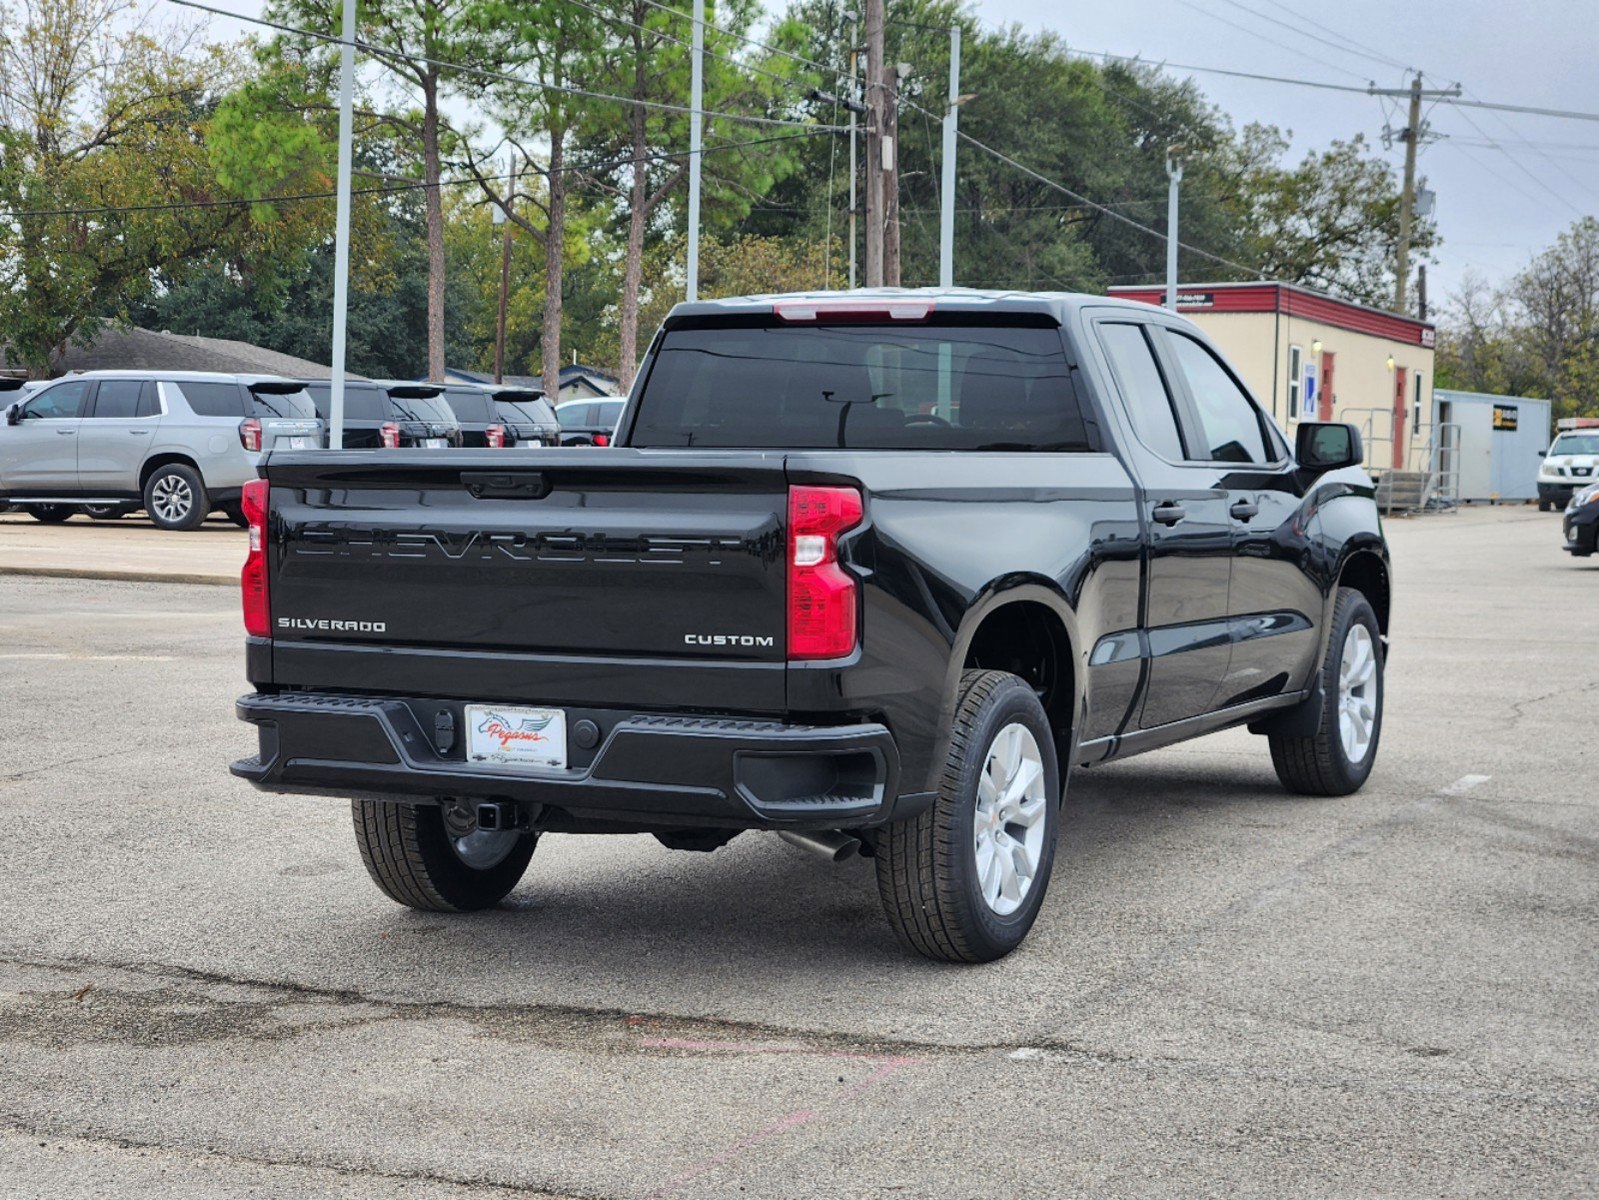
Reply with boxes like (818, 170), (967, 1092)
(1338, 624), (1378, 764)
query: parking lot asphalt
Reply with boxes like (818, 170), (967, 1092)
(1, 505), (1595, 1198)
(0, 509), (240, 586)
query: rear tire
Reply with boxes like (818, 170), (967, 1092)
(352, 800), (535, 912)
(1269, 588), (1383, 796)
(142, 463), (208, 531)
(1539, 499), (1552, 513)
(875, 670), (1061, 963)
(83, 503), (130, 520)
(25, 503), (74, 523)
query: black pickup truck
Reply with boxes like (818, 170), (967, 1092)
(232, 291), (1390, 962)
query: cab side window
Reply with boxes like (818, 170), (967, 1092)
(22, 380), (92, 420)
(1167, 333), (1272, 465)
(1096, 323), (1186, 461)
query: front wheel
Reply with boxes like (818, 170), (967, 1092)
(1539, 498), (1552, 513)
(876, 670), (1061, 963)
(352, 800), (536, 912)
(1269, 587), (1384, 796)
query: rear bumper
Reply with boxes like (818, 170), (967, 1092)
(231, 691), (923, 830)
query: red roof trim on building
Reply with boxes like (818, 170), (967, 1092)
(1107, 282), (1435, 348)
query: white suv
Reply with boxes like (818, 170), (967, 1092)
(0, 371), (323, 530)
(1537, 430), (1599, 512)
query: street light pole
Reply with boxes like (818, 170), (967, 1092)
(327, 0), (357, 449)
(493, 152), (514, 385)
(938, 26), (961, 290)
(1164, 147), (1184, 310)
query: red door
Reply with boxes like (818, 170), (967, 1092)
(1319, 351), (1336, 421)
(1392, 366), (1408, 469)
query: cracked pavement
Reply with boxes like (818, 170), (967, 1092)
(1, 505), (1595, 1197)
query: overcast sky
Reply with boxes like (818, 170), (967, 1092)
(977, 0), (1599, 308)
(197, 0), (1598, 312)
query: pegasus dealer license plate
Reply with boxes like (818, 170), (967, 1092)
(465, 705), (567, 768)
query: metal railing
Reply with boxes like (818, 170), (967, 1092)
(1421, 422), (1461, 512)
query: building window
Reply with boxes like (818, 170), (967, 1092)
(1413, 371), (1424, 432)
(1287, 345), (1302, 419)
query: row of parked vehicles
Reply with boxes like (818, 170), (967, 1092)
(0, 372), (625, 530)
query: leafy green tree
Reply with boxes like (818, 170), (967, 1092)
(0, 0), (278, 374)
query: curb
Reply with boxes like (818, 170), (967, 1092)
(0, 565), (234, 587)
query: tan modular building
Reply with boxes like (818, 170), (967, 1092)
(1108, 282), (1437, 473)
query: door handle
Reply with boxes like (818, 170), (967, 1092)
(1151, 502), (1187, 526)
(129, 429), (151, 436)
(1229, 499), (1260, 522)
(55, 428), (76, 435)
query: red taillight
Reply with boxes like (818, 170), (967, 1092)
(593, 432), (610, 447)
(241, 478), (270, 637)
(787, 485), (864, 660)
(239, 417), (262, 452)
(486, 423), (506, 448)
(379, 421), (400, 449)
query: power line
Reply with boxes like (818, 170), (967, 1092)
(1171, 0), (1372, 83)
(165, 0), (837, 130)
(952, 128), (1264, 277)
(1243, 0), (1410, 72)
(1210, 0), (1406, 74)
(0, 128), (837, 221)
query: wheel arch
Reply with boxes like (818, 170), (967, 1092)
(937, 580), (1082, 770)
(1337, 547), (1391, 639)
(139, 452), (203, 492)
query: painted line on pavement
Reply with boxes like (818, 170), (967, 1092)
(1440, 774), (1491, 796)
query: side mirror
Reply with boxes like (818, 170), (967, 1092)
(1537, 450), (1546, 458)
(4, 404), (20, 426)
(1296, 422), (1362, 473)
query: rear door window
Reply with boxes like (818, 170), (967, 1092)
(1095, 323), (1186, 460)
(632, 321), (1093, 451)
(87, 380), (146, 419)
(175, 381), (246, 417)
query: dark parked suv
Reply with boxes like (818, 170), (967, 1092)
(233, 290), (1390, 962)
(303, 381), (462, 449)
(438, 384), (557, 449)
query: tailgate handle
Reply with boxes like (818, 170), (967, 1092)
(462, 470), (550, 500)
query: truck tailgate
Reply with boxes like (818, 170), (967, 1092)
(261, 450), (790, 710)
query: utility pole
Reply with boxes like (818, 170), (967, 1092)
(1417, 264), (1428, 323)
(685, 0), (704, 301)
(848, 28), (858, 290)
(938, 27), (962, 290)
(1164, 146), (1184, 310)
(863, 0), (885, 287)
(327, 0), (357, 450)
(493, 152), (514, 385)
(882, 62), (903, 287)
(1369, 73), (1460, 315)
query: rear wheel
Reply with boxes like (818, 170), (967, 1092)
(876, 670), (1060, 963)
(83, 503), (131, 520)
(352, 800), (536, 912)
(1269, 588), (1383, 796)
(1539, 498), (1552, 513)
(143, 463), (208, 531)
(24, 503), (74, 523)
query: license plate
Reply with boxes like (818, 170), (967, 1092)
(289, 436), (312, 450)
(423, 438), (448, 449)
(522, 439), (543, 447)
(465, 705), (567, 769)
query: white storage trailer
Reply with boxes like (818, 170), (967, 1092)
(1433, 389), (1552, 502)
